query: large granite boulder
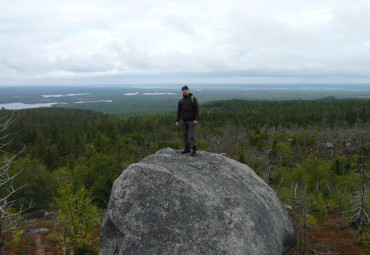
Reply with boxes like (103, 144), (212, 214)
(100, 148), (296, 255)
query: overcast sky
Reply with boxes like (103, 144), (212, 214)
(1, 0), (370, 86)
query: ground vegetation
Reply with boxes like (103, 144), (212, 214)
(1, 97), (369, 254)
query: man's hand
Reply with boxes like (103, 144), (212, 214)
(193, 120), (198, 126)
(175, 122), (179, 126)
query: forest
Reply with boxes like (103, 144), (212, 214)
(0, 97), (369, 254)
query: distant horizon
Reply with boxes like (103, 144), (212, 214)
(0, 83), (369, 90)
(1, 84), (368, 112)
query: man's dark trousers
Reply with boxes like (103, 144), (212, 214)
(180, 120), (197, 148)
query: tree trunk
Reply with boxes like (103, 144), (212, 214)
(0, 214), (3, 255)
(358, 137), (367, 228)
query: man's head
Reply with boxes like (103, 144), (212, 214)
(182, 85), (189, 96)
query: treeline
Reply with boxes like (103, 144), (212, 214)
(1, 97), (369, 253)
(201, 97), (368, 128)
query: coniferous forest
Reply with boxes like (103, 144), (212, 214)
(1, 97), (369, 254)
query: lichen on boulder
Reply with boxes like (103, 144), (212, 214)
(100, 148), (296, 255)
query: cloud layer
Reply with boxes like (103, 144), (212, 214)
(1, 0), (370, 85)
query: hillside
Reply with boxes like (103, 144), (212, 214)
(0, 97), (369, 254)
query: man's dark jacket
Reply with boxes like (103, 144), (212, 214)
(176, 93), (199, 122)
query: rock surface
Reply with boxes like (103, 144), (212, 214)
(100, 148), (296, 255)
(22, 228), (49, 236)
(325, 142), (334, 149)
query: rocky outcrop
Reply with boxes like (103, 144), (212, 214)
(22, 228), (49, 236)
(100, 148), (296, 255)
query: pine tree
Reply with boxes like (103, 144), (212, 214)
(55, 170), (101, 255)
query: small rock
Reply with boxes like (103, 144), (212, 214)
(325, 142), (334, 149)
(285, 204), (293, 210)
(25, 210), (45, 220)
(44, 211), (57, 220)
(22, 228), (49, 236)
(330, 224), (346, 231)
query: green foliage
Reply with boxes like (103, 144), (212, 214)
(303, 213), (318, 230)
(4, 229), (25, 255)
(10, 156), (57, 208)
(332, 156), (352, 175)
(1, 97), (369, 253)
(55, 171), (101, 255)
(72, 150), (122, 208)
(238, 152), (247, 164)
(202, 98), (369, 129)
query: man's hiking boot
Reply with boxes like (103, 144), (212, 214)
(191, 146), (197, 157)
(181, 145), (191, 154)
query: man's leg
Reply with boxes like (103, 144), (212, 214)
(188, 121), (197, 156)
(180, 120), (190, 153)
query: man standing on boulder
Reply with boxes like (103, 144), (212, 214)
(176, 85), (199, 156)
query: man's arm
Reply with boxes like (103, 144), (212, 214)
(193, 97), (199, 125)
(175, 100), (182, 126)
(193, 97), (199, 121)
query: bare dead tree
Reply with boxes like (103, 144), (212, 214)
(0, 111), (32, 254)
(356, 136), (369, 241)
(340, 128), (369, 246)
(266, 149), (274, 187)
(293, 183), (309, 255)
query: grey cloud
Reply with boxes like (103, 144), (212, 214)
(54, 53), (115, 73)
(1, 0), (370, 85)
(104, 40), (151, 71)
(162, 14), (198, 37)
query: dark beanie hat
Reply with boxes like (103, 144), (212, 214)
(182, 85), (189, 90)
